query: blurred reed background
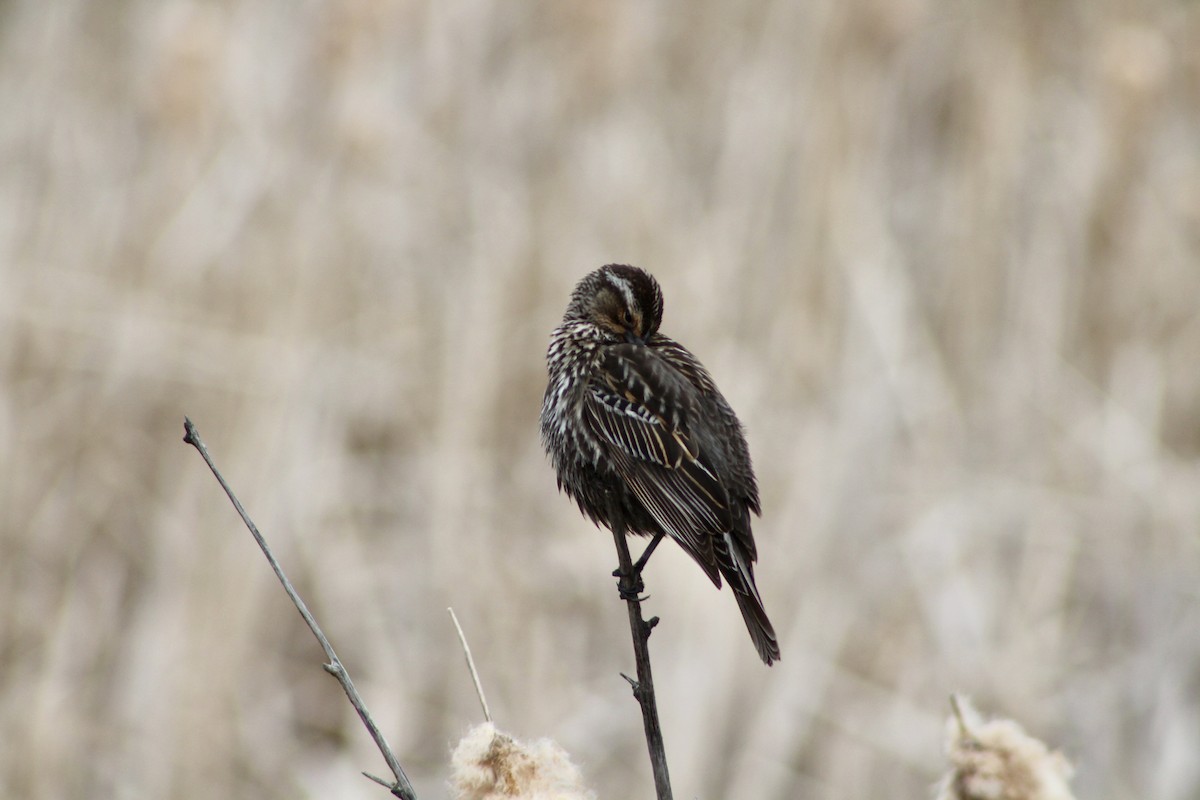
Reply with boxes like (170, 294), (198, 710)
(2, 0), (1199, 798)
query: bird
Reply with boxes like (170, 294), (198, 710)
(540, 264), (780, 665)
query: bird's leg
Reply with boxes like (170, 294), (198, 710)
(631, 533), (665, 577)
(611, 533), (664, 601)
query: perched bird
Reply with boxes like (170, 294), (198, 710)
(540, 264), (780, 665)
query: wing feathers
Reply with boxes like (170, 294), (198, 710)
(581, 339), (779, 664)
(583, 345), (736, 583)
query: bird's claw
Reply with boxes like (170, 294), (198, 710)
(617, 584), (649, 603)
(613, 566), (647, 601)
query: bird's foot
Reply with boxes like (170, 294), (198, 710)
(611, 532), (666, 602)
(612, 567), (647, 601)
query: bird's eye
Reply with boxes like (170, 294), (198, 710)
(622, 310), (634, 325)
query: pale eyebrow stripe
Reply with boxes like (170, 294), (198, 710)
(605, 272), (637, 312)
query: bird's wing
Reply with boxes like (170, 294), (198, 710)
(583, 345), (733, 580)
(651, 335), (761, 518)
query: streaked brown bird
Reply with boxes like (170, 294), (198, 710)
(540, 264), (780, 665)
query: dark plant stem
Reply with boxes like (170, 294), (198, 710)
(183, 417), (417, 800)
(611, 521), (674, 800)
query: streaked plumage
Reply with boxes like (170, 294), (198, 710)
(540, 264), (780, 665)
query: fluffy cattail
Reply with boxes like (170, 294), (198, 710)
(937, 695), (1076, 800)
(449, 722), (594, 800)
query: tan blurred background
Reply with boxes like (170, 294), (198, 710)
(3, 1), (1200, 798)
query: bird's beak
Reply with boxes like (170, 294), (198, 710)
(625, 329), (646, 345)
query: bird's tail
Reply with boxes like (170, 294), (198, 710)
(732, 577), (781, 665)
(720, 533), (780, 665)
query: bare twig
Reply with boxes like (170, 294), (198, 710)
(447, 607), (492, 723)
(611, 522), (673, 800)
(182, 417), (417, 800)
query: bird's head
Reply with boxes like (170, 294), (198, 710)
(563, 264), (664, 345)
